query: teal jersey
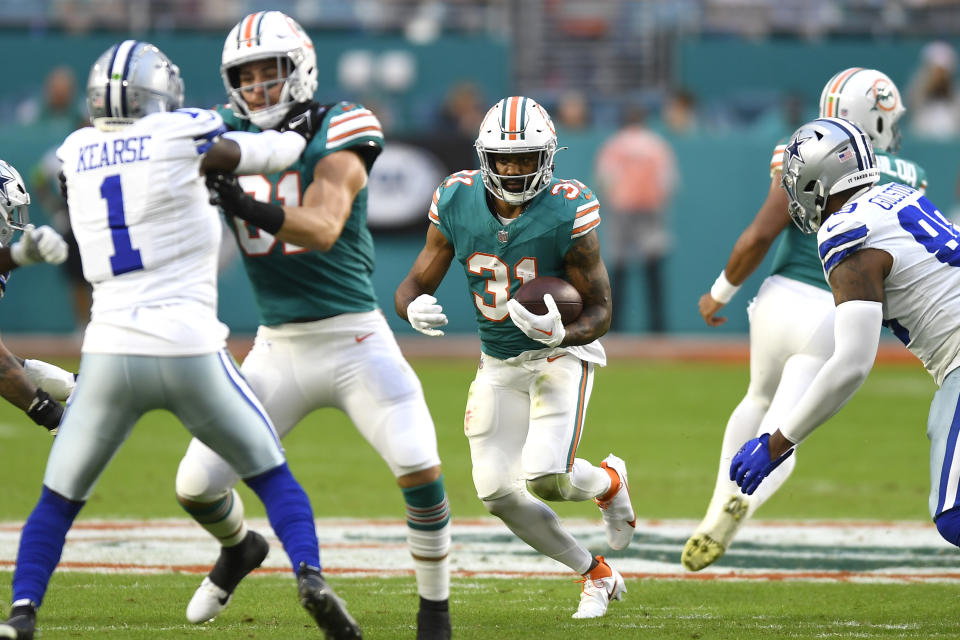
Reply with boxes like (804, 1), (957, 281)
(769, 145), (928, 291)
(430, 172), (601, 360)
(217, 102), (384, 325)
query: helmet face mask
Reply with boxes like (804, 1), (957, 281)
(819, 67), (906, 153)
(87, 40), (184, 124)
(781, 117), (881, 234)
(0, 160), (30, 249)
(475, 97), (558, 206)
(221, 11), (318, 130)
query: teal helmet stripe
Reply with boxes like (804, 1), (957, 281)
(519, 96), (527, 140)
(253, 11), (266, 45)
(500, 98), (508, 140)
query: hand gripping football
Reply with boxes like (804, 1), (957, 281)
(513, 276), (583, 324)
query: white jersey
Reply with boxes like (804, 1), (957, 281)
(57, 108), (229, 356)
(818, 181), (960, 386)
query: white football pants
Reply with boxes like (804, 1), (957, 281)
(709, 275), (835, 517)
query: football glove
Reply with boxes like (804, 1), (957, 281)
(10, 225), (68, 266)
(729, 433), (794, 495)
(279, 101), (324, 144)
(407, 294), (447, 337)
(23, 359), (77, 401)
(27, 388), (63, 435)
(206, 172), (284, 235)
(506, 294), (566, 348)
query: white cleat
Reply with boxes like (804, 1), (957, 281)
(681, 494), (749, 571)
(572, 556), (626, 619)
(187, 577), (232, 624)
(595, 454), (636, 550)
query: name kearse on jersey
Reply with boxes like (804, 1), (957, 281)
(76, 135), (152, 173)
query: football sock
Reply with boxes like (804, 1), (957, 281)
(584, 556), (612, 579)
(244, 463), (319, 573)
(177, 488), (248, 547)
(402, 477), (451, 601)
(703, 391), (767, 519)
(744, 354), (821, 516)
(12, 486), (84, 607)
(483, 491), (593, 575)
(208, 530), (269, 593)
(568, 458), (613, 501)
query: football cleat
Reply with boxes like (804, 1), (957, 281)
(594, 454), (637, 550)
(681, 495), (749, 571)
(572, 556), (626, 619)
(0, 602), (36, 640)
(186, 530), (269, 623)
(416, 597), (451, 640)
(297, 563), (363, 639)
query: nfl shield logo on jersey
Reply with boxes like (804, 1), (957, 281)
(497, 229), (509, 243)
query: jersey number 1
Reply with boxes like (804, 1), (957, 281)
(101, 174), (144, 275)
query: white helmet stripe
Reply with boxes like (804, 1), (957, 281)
(108, 40), (139, 118)
(817, 117), (873, 170)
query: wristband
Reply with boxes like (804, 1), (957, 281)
(710, 270), (741, 304)
(27, 388), (63, 432)
(234, 197), (286, 235)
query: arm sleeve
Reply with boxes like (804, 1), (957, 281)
(779, 300), (883, 444)
(223, 130), (307, 174)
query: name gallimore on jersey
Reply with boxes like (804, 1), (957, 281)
(76, 135), (152, 173)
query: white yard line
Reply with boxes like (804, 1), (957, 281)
(0, 518), (954, 582)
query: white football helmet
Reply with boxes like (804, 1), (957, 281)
(0, 159), (30, 248)
(819, 67), (906, 153)
(475, 96), (558, 205)
(781, 117), (880, 234)
(221, 11), (318, 130)
(87, 40), (184, 124)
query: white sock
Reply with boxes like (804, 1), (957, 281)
(484, 491), (592, 574)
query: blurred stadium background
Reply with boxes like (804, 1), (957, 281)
(1, 0), (959, 339)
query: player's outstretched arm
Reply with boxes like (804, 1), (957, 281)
(0, 225), (69, 272)
(562, 229), (612, 345)
(770, 248), (891, 451)
(0, 340), (63, 434)
(700, 176), (790, 326)
(396, 225), (455, 336)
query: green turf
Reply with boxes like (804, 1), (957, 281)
(1, 573), (957, 639)
(0, 359), (935, 521)
(0, 358), (948, 639)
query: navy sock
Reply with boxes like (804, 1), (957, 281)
(13, 486), (84, 607)
(244, 463), (319, 573)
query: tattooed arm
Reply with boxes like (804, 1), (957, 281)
(561, 230), (612, 345)
(0, 339), (39, 411)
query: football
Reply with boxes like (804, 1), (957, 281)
(513, 276), (583, 324)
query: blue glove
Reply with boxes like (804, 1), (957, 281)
(729, 433), (794, 495)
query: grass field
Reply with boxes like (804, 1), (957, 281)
(1, 357), (954, 639)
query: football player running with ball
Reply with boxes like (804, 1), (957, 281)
(395, 96), (636, 620)
(0, 41), (360, 640)
(175, 12), (451, 638)
(683, 69), (928, 572)
(0, 159), (75, 436)
(730, 116), (960, 560)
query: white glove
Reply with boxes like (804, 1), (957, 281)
(506, 294), (566, 347)
(407, 293), (448, 337)
(10, 225), (68, 266)
(23, 359), (77, 401)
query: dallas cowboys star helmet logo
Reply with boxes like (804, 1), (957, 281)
(785, 134), (811, 165)
(0, 166), (14, 206)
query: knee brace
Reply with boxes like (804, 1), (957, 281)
(936, 507), (960, 547)
(526, 473), (574, 502)
(176, 455), (233, 503)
